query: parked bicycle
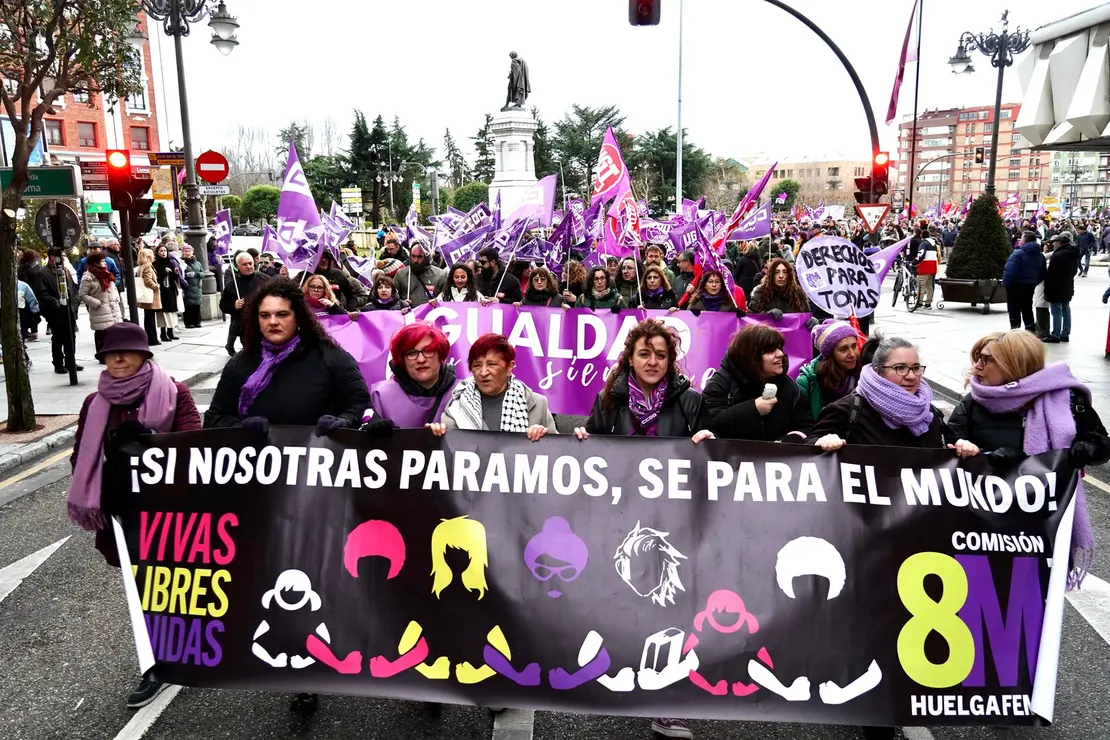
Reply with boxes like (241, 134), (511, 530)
(890, 256), (920, 313)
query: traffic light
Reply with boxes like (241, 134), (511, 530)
(629, 0), (660, 25)
(106, 149), (134, 210)
(854, 176), (873, 204)
(128, 176), (155, 236)
(871, 151), (890, 199)
(974, 147), (985, 164)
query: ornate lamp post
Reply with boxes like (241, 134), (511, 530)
(132, 0), (240, 295)
(948, 11), (1031, 197)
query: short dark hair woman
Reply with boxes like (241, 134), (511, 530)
(703, 324), (813, 442)
(516, 266), (566, 308)
(576, 266), (626, 310)
(360, 274), (411, 313)
(204, 279), (370, 433)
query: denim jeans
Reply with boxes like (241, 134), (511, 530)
(1050, 301), (1071, 339)
(1080, 249), (1091, 275)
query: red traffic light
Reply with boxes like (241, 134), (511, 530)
(873, 152), (890, 167)
(629, 0), (660, 25)
(107, 149), (130, 169)
(106, 149), (134, 210)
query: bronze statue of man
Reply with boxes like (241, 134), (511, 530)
(503, 51), (530, 111)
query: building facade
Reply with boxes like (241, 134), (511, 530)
(746, 155), (873, 205)
(896, 103), (1047, 215)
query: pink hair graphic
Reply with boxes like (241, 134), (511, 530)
(344, 520), (405, 579)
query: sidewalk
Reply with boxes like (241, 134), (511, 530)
(0, 314), (231, 474)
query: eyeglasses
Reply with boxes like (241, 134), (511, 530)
(882, 364), (926, 377)
(404, 348), (437, 361)
(974, 354), (996, 367)
(479, 260), (491, 267)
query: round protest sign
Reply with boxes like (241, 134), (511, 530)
(795, 235), (883, 318)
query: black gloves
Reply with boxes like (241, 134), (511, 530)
(114, 419), (154, 439)
(689, 309), (701, 317)
(735, 309), (747, 319)
(1069, 438), (1100, 468)
(315, 415), (349, 436)
(242, 416), (270, 436)
(805, 316), (820, 331)
(611, 305), (621, 313)
(768, 308), (784, 321)
(986, 446), (1026, 470)
(360, 418), (395, 436)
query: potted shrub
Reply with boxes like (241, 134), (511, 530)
(937, 194), (1012, 314)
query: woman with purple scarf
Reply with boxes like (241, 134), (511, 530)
(66, 322), (200, 710)
(572, 318), (711, 740)
(948, 329), (1110, 588)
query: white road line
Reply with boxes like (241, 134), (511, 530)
(0, 536), (69, 606)
(112, 685), (182, 740)
(902, 727), (936, 740)
(491, 708), (534, 740)
(1066, 572), (1110, 646)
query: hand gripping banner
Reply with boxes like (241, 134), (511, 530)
(111, 428), (1078, 726)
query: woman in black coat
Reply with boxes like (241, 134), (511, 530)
(732, 243), (763, 301)
(703, 323), (813, 442)
(152, 244), (181, 342)
(516, 266), (566, 308)
(629, 265), (679, 310)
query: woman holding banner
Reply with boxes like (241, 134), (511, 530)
(795, 319), (862, 420)
(560, 260), (588, 306)
(576, 267), (626, 310)
(66, 322), (201, 710)
(703, 324), (812, 442)
(629, 265), (679, 310)
(367, 322), (458, 429)
(748, 258), (810, 319)
(428, 333), (556, 439)
(516, 266), (566, 308)
(430, 264), (485, 304)
(303, 275), (347, 316)
(359, 275), (411, 313)
(683, 269), (745, 313)
(614, 258), (640, 304)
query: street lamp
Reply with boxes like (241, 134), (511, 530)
(948, 11), (1031, 197)
(132, 1), (239, 298)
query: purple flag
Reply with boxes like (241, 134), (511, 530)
(568, 199), (586, 217)
(582, 198), (604, 246)
(345, 254), (377, 288)
(516, 237), (552, 263)
(776, 192), (788, 204)
(492, 191), (502, 233)
(448, 206), (467, 218)
(491, 219), (528, 261)
(590, 127), (629, 206)
(682, 199), (700, 223)
(693, 217), (739, 298)
(276, 140), (322, 245)
(211, 209), (232, 257)
(668, 221), (700, 256)
(329, 201), (356, 231)
(729, 201), (773, 241)
(640, 218), (673, 245)
(507, 174), (558, 227)
(454, 203), (492, 237)
(405, 205), (433, 249)
(441, 224), (493, 268)
(711, 163), (776, 252)
(868, 235), (912, 283)
(636, 199), (650, 218)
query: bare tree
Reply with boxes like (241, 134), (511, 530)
(226, 125), (277, 195)
(703, 158), (749, 213)
(320, 115), (343, 157)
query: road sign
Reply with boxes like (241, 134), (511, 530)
(199, 184), (230, 196)
(195, 150), (229, 184)
(35, 202), (81, 248)
(0, 166), (79, 197)
(86, 202), (113, 214)
(412, 182), (421, 211)
(891, 190), (905, 212)
(148, 151), (186, 167)
(855, 204), (891, 234)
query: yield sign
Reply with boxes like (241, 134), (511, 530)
(855, 204), (891, 234)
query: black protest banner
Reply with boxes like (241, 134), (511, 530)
(110, 428), (1078, 727)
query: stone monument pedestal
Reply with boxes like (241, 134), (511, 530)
(488, 108), (539, 218)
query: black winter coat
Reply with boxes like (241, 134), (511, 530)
(804, 392), (948, 448)
(519, 289), (565, 308)
(181, 257), (205, 308)
(204, 340), (370, 429)
(947, 393), (1110, 464)
(586, 373), (709, 437)
(1043, 244), (1081, 303)
(632, 289), (680, 310)
(478, 269), (523, 303)
(732, 253), (762, 299)
(702, 358), (813, 441)
(219, 272), (270, 318)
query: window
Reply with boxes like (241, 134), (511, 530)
(127, 88), (147, 111)
(72, 89), (89, 104)
(43, 120), (63, 146)
(77, 122), (97, 148)
(959, 112), (976, 121)
(1001, 109), (1013, 119)
(827, 167), (839, 177)
(130, 126), (150, 151)
(1010, 158), (1021, 167)
(984, 123), (994, 132)
(785, 169), (793, 178)
(854, 167), (864, 177)
(979, 111), (990, 120)
(2, 74), (17, 96)
(1008, 169), (1021, 180)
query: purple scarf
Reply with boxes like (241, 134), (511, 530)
(700, 291), (726, 311)
(857, 365), (934, 436)
(970, 364), (1095, 589)
(238, 335), (301, 418)
(67, 362), (178, 531)
(628, 375), (669, 437)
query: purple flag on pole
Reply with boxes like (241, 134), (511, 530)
(492, 191), (502, 232)
(211, 209), (232, 257)
(729, 201), (773, 241)
(345, 254), (377, 288)
(516, 237), (552, 263)
(776, 192), (788, 204)
(442, 224), (493, 268)
(636, 199), (649, 218)
(711, 162), (776, 252)
(507, 174), (559, 227)
(568, 199), (586, 217)
(405, 205), (432, 249)
(454, 203), (492, 237)
(640, 218), (673, 245)
(276, 140), (322, 244)
(868, 235), (912, 283)
(582, 198), (604, 246)
(694, 217), (739, 298)
(668, 221), (700, 257)
(590, 127), (629, 206)
(491, 219), (528, 261)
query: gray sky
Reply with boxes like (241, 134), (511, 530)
(156, 0), (1097, 168)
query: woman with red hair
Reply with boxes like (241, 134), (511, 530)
(366, 322), (457, 428)
(429, 333), (556, 440)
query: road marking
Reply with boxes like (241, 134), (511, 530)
(491, 709), (534, 740)
(903, 728), (936, 740)
(0, 536), (69, 606)
(1066, 573), (1110, 646)
(0, 447), (72, 491)
(112, 685), (182, 740)
(1082, 473), (1110, 495)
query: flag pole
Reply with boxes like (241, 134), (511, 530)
(906, 0), (923, 224)
(495, 222), (527, 299)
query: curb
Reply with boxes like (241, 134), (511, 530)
(0, 362), (226, 479)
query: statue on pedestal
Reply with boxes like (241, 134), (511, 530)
(502, 51), (531, 111)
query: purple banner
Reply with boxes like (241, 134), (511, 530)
(320, 306), (813, 416)
(441, 224), (493, 267)
(507, 174), (559, 227)
(211, 209), (232, 257)
(276, 141), (322, 244)
(729, 201), (772, 241)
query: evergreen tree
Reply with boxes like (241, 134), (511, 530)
(276, 121), (314, 162)
(443, 128), (469, 189)
(945, 194), (1013, 280)
(551, 105), (627, 200)
(472, 114), (496, 184)
(156, 203), (168, 227)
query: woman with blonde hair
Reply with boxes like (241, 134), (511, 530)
(302, 274), (346, 316)
(136, 248), (161, 347)
(948, 329), (1110, 587)
(632, 265), (679, 310)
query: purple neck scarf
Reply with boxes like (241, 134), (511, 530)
(238, 335), (301, 418)
(970, 364), (1095, 589)
(856, 365), (934, 436)
(628, 375), (669, 437)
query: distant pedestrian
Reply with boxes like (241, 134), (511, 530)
(153, 244), (181, 342)
(1003, 230), (1047, 332)
(16, 276), (40, 340)
(135, 248), (161, 347)
(180, 244), (205, 329)
(220, 252), (270, 356)
(1077, 225), (1096, 277)
(77, 252), (124, 360)
(1043, 233), (1081, 344)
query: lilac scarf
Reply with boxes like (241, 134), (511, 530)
(238, 335), (301, 418)
(857, 365), (935, 436)
(67, 362), (178, 531)
(970, 364), (1095, 589)
(628, 376), (669, 437)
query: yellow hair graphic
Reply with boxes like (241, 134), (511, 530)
(430, 515), (489, 599)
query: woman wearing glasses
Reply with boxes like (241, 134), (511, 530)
(366, 322), (458, 429)
(807, 335), (977, 455)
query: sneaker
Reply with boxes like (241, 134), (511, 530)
(652, 718), (693, 739)
(126, 675), (166, 708)
(54, 366), (66, 374)
(1043, 336), (1060, 344)
(1061, 336), (1070, 343)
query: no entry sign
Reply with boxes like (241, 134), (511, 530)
(196, 150), (229, 184)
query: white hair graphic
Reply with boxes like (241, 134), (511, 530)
(613, 522), (687, 607)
